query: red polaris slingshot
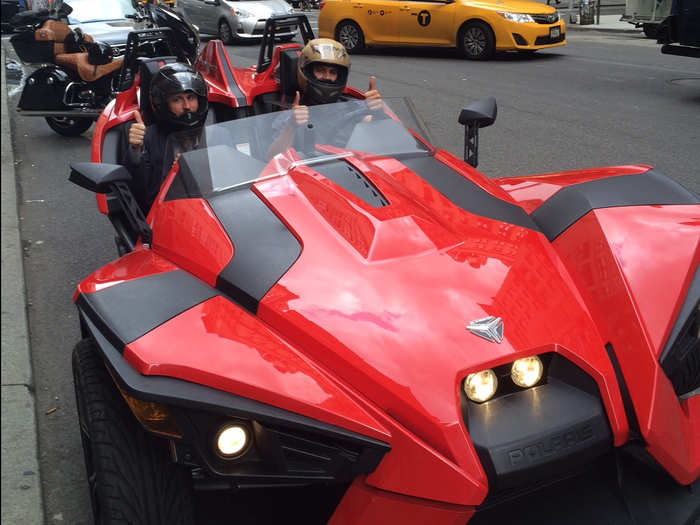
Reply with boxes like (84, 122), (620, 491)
(68, 12), (699, 525)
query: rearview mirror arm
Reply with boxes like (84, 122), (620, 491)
(111, 182), (153, 246)
(463, 121), (479, 168)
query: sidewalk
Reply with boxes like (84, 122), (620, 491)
(565, 13), (643, 33)
(1, 44), (45, 524)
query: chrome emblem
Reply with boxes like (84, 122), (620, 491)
(467, 316), (504, 344)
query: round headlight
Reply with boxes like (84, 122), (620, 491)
(215, 425), (249, 457)
(464, 369), (498, 403)
(511, 356), (543, 388)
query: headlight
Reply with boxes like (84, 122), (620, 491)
(215, 424), (249, 457)
(511, 356), (544, 388)
(464, 369), (498, 403)
(232, 7), (253, 17)
(499, 12), (535, 23)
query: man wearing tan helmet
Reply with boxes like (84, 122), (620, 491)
(267, 38), (382, 157)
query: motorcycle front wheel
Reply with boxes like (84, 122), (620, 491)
(45, 116), (94, 136)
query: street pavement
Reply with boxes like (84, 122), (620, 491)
(0, 12), (680, 524)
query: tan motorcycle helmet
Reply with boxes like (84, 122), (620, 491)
(297, 38), (350, 105)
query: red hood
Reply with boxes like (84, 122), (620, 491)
(253, 152), (612, 462)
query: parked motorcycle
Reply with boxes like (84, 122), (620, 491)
(9, 1), (199, 136)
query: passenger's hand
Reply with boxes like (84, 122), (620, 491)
(128, 110), (146, 151)
(291, 91), (308, 126)
(364, 76), (382, 112)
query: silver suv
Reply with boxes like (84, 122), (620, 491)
(176, 0), (295, 44)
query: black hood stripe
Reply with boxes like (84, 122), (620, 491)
(531, 170), (700, 241)
(400, 156), (539, 231)
(217, 41), (247, 107)
(76, 270), (218, 351)
(209, 189), (302, 314)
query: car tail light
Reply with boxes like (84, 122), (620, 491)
(319, 2), (325, 8)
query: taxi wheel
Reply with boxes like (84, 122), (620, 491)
(459, 21), (495, 60)
(336, 20), (364, 53)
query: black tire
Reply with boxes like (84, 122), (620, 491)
(219, 19), (235, 45)
(336, 20), (364, 53)
(45, 116), (94, 136)
(458, 21), (495, 60)
(72, 338), (195, 525)
(642, 23), (658, 39)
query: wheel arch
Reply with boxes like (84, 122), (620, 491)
(456, 17), (495, 46)
(334, 18), (366, 44)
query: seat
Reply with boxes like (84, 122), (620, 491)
(54, 53), (123, 82)
(135, 56), (178, 125)
(278, 48), (300, 100)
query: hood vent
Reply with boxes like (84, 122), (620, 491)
(314, 161), (388, 208)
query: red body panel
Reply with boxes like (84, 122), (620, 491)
(123, 295), (391, 442)
(328, 478), (475, 525)
(150, 198), (233, 287)
(74, 247), (177, 301)
(552, 206), (700, 484)
(494, 165), (653, 213)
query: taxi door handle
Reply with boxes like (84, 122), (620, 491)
(400, 6), (411, 10)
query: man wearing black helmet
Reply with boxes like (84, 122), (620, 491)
(267, 38), (382, 157)
(125, 62), (209, 213)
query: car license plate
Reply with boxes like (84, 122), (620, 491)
(550, 26), (560, 39)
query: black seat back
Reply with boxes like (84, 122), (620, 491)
(136, 56), (178, 125)
(279, 48), (300, 99)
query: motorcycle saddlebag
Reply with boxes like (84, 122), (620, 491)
(10, 30), (54, 64)
(17, 65), (72, 111)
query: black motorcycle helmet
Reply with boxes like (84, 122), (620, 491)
(150, 63), (208, 130)
(297, 38), (350, 105)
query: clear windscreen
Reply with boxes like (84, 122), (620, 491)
(163, 99), (432, 201)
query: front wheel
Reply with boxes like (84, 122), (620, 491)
(219, 19), (235, 45)
(458, 21), (495, 60)
(336, 20), (364, 53)
(72, 338), (195, 525)
(45, 116), (94, 136)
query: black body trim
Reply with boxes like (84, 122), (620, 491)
(314, 160), (388, 207)
(531, 170), (700, 241)
(660, 264), (699, 365)
(400, 156), (539, 230)
(209, 190), (302, 314)
(217, 41), (247, 107)
(466, 377), (612, 493)
(605, 343), (642, 441)
(76, 270), (218, 350)
(78, 313), (390, 473)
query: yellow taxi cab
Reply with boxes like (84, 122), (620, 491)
(318, 0), (565, 59)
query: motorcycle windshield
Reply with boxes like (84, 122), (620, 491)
(163, 100), (431, 201)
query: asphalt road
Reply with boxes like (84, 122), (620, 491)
(3, 18), (700, 525)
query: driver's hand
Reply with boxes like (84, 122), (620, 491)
(364, 76), (382, 112)
(291, 91), (309, 126)
(128, 110), (146, 151)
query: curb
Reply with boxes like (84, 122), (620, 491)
(1, 44), (46, 525)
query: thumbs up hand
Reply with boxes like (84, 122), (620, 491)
(364, 76), (382, 112)
(291, 91), (309, 126)
(128, 110), (146, 151)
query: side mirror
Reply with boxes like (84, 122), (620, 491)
(69, 162), (131, 193)
(458, 97), (497, 168)
(69, 162), (152, 246)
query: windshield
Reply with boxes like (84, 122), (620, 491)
(65, 0), (136, 24)
(164, 100), (431, 201)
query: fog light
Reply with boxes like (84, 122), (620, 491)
(464, 369), (498, 403)
(511, 356), (543, 388)
(215, 425), (248, 457)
